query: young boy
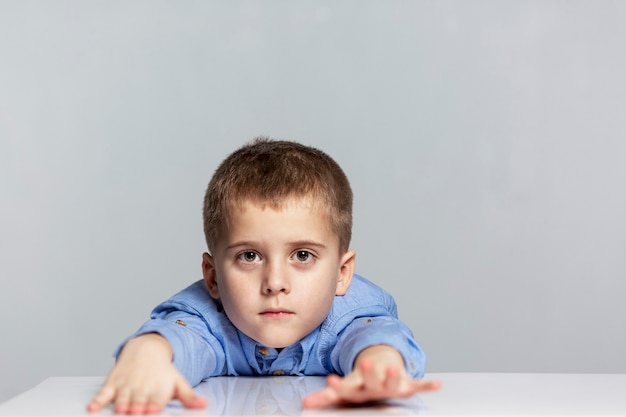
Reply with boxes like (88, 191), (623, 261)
(88, 138), (440, 414)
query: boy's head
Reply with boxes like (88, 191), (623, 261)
(201, 138), (356, 348)
(203, 137), (353, 254)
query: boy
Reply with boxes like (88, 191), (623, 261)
(88, 138), (440, 414)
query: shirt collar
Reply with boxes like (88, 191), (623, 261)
(237, 327), (321, 374)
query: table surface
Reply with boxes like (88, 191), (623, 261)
(1, 373), (625, 416)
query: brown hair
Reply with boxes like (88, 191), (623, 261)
(203, 137), (353, 253)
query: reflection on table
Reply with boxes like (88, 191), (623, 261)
(187, 375), (425, 416)
(2, 373), (626, 416)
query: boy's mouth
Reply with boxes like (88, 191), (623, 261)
(260, 308), (294, 318)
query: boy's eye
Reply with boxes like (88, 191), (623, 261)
(292, 250), (313, 263)
(238, 251), (260, 263)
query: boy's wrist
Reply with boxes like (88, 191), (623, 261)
(121, 333), (173, 362)
(354, 344), (405, 369)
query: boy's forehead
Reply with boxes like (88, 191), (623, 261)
(209, 198), (341, 254)
(223, 196), (337, 235)
(229, 195), (327, 217)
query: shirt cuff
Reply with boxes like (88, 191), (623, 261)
(333, 316), (426, 378)
(113, 318), (219, 386)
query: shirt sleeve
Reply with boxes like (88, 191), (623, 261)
(325, 275), (427, 378)
(113, 283), (227, 386)
(330, 315), (426, 378)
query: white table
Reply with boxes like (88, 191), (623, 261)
(1, 373), (625, 416)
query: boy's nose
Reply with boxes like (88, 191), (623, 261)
(262, 263), (290, 294)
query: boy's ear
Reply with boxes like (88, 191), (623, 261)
(202, 252), (220, 299)
(335, 249), (356, 296)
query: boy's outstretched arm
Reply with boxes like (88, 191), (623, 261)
(302, 345), (441, 409)
(87, 333), (207, 415)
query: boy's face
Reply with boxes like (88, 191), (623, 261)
(202, 197), (355, 348)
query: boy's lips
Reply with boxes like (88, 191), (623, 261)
(260, 308), (295, 318)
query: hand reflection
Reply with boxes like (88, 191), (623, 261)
(183, 376), (425, 416)
(193, 376), (326, 416)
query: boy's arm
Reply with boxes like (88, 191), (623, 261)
(330, 315), (427, 378)
(87, 281), (224, 414)
(87, 333), (207, 414)
(302, 344), (441, 408)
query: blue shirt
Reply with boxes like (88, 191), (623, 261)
(119, 274), (426, 386)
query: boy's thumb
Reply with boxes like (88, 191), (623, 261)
(175, 377), (208, 409)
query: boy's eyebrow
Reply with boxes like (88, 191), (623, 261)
(289, 240), (328, 249)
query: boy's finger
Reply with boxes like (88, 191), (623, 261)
(384, 366), (401, 393)
(327, 372), (362, 395)
(407, 379), (442, 394)
(143, 389), (170, 414)
(302, 387), (340, 409)
(174, 377), (207, 409)
(113, 388), (132, 414)
(144, 402), (165, 415)
(87, 386), (115, 412)
(128, 402), (150, 415)
(359, 359), (383, 392)
(127, 391), (150, 415)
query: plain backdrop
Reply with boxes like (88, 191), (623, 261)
(1, 0), (625, 403)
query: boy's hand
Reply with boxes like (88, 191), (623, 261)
(302, 345), (441, 409)
(87, 333), (207, 414)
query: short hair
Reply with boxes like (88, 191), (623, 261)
(203, 137), (353, 253)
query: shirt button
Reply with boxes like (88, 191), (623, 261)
(272, 370), (286, 376)
(258, 347), (270, 357)
(175, 319), (187, 326)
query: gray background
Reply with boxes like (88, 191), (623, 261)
(1, 0), (625, 403)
